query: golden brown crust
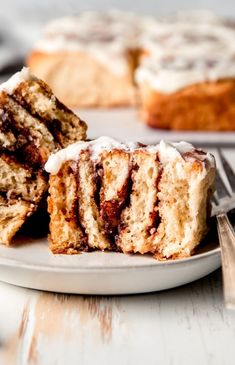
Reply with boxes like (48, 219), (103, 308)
(139, 79), (235, 131)
(0, 197), (35, 246)
(48, 161), (88, 254)
(27, 51), (137, 108)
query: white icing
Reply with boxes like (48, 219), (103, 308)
(157, 140), (215, 168)
(151, 140), (193, 161)
(0, 67), (34, 94)
(45, 137), (137, 174)
(172, 9), (221, 24)
(152, 10), (222, 26)
(45, 137), (214, 175)
(34, 10), (235, 83)
(137, 20), (235, 92)
(34, 11), (141, 76)
(135, 53), (235, 93)
(141, 23), (235, 58)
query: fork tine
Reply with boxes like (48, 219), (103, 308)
(216, 169), (231, 199)
(218, 149), (235, 192)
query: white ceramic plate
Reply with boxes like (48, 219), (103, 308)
(0, 109), (227, 294)
(0, 232), (220, 295)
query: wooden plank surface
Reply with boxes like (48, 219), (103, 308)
(1, 269), (235, 365)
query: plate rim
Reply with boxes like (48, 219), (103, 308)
(0, 244), (221, 273)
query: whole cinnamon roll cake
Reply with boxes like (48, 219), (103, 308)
(45, 137), (215, 259)
(136, 55), (235, 130)
(27, 11), (141, 108)
(136, 22), (235, 130)
(27, 10), (235, 129)
(0, 68), (87, 245)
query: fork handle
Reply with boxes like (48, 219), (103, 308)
(217, 212), (235, 309)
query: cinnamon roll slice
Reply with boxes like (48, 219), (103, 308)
(46, 137), (215, 259)
(0, 67), (87, 245)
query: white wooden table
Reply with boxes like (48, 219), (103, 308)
(1, 269), (235, 365)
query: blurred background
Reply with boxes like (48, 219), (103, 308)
(1, 0), (235, 66)
(0, 0), (234, 144)
(0, 0), (234, 142)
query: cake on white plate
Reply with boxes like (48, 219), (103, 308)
(45, 137), (216, 259)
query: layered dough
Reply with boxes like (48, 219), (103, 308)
(46, 137), (215, 259)
(0, 67), (87, 245)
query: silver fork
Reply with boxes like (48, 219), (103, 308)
(213, 149), (235, 309)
